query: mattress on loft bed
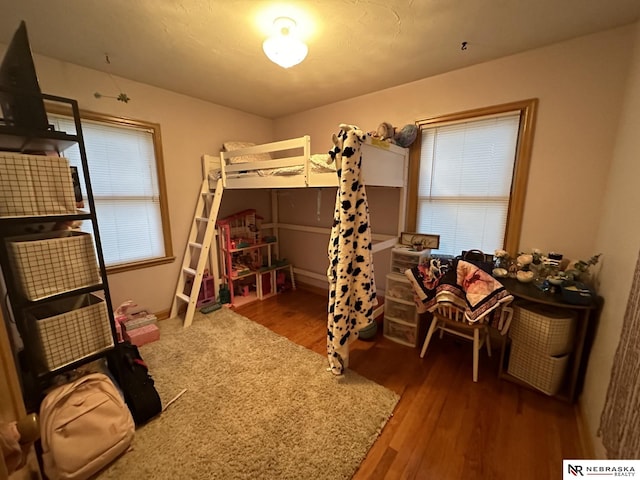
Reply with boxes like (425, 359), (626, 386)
(211, 135), (407, 189)
(233, 154), (334, 177)
(209, 153), (335, 185)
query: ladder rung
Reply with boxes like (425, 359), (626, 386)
(196, 217), (208, 223)
(176, 293), (190, 303)
(189, 242), (203, 249)
(183, 267), (197, 276)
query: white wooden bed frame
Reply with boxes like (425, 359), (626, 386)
(202, 135), (407, 189)
(195, 134), (409, 317)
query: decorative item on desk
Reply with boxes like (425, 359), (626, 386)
(493, 249), (510, 269)
(516, 270), (535, 283)
(561, 281), (594, 305)
(548, 252), (563, 268)
(493, 249), (510, 277)
(507, 259), (518, 278)
(493, 268), (508, 278)
(516, 248), (547, 283)
(536, 252), (601, 293)
(563, 254), (601, 283)
(547, 275), (564, 286)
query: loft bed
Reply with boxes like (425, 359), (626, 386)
(201, 135), (407, 190)
(182, 133), (409, 320)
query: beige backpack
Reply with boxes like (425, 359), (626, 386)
(39, 372), (135, 480)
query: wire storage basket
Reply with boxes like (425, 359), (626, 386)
(7, 230), (101, 301)
(507, 342), (569, 396)
(28, 294), (113, 373)
(509, 302), (577, 356)
(0, 152), (76, 217)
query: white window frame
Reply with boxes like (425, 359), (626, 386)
(47, 106), (173, 273)
(407, 99), (538, 256)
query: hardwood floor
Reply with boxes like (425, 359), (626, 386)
(236, 288), (584, 480)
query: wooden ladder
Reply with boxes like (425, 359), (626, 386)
(170, 178), (223, 327)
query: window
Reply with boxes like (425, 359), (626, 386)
(48, 108), (173, 272)
(407, 99), (537, 256)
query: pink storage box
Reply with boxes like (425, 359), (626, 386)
(124, 323), (160, 347)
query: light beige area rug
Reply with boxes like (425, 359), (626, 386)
(97, 308), (399, 480)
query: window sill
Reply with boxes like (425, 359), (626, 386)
(106, 256), (175, 274)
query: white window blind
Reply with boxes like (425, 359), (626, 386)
(417, 112), (520, 256)
(50, 115), (164, 267)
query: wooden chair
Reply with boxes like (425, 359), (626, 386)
(420, 301), (514, 382)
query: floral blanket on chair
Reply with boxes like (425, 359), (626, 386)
(405, 259), (513, 329)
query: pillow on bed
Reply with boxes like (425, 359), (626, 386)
(222, 141), (271, 164)
(309, 153), (336, 172)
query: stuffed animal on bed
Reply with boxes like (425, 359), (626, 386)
(394, 124), (418, 147)
(376, 122), (395, 141)
(373, 122), (418, 148)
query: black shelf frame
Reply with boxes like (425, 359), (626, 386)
(0, 91), (118, 411)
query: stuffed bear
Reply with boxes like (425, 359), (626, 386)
(376, 122), (395, 141)
(373, 122), (418, 148)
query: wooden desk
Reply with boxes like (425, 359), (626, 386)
(498, 277), (600, 403)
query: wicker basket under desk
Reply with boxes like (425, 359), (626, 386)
(28, 294), (113, 373)
(509, 302), (577, 356)
(507, 342), (569, 396)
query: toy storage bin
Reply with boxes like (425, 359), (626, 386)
(385, 297), (418, 325)
(7, 230), (101, 301)
(509, 302), (577, 356)
(0, 152), (76, 217)
(507, 342), (569, 396)
(125, 323), (160, 347)
(385, 273), (415, 302)
(28, 294), (113, 373)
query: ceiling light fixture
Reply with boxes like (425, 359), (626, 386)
(262, 17), (308, 69)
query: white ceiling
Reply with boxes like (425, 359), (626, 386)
(2, 0), (640, 119)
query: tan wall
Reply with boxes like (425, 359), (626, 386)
(275, 25), (633, 263)
(28, 55), (274, 313)
(583, 21), (640, 458)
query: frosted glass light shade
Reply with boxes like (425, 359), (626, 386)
(263, 17), (308, 68)
(263, 36), (308, 68)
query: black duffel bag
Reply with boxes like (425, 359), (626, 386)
(107, 340), (162, 426)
